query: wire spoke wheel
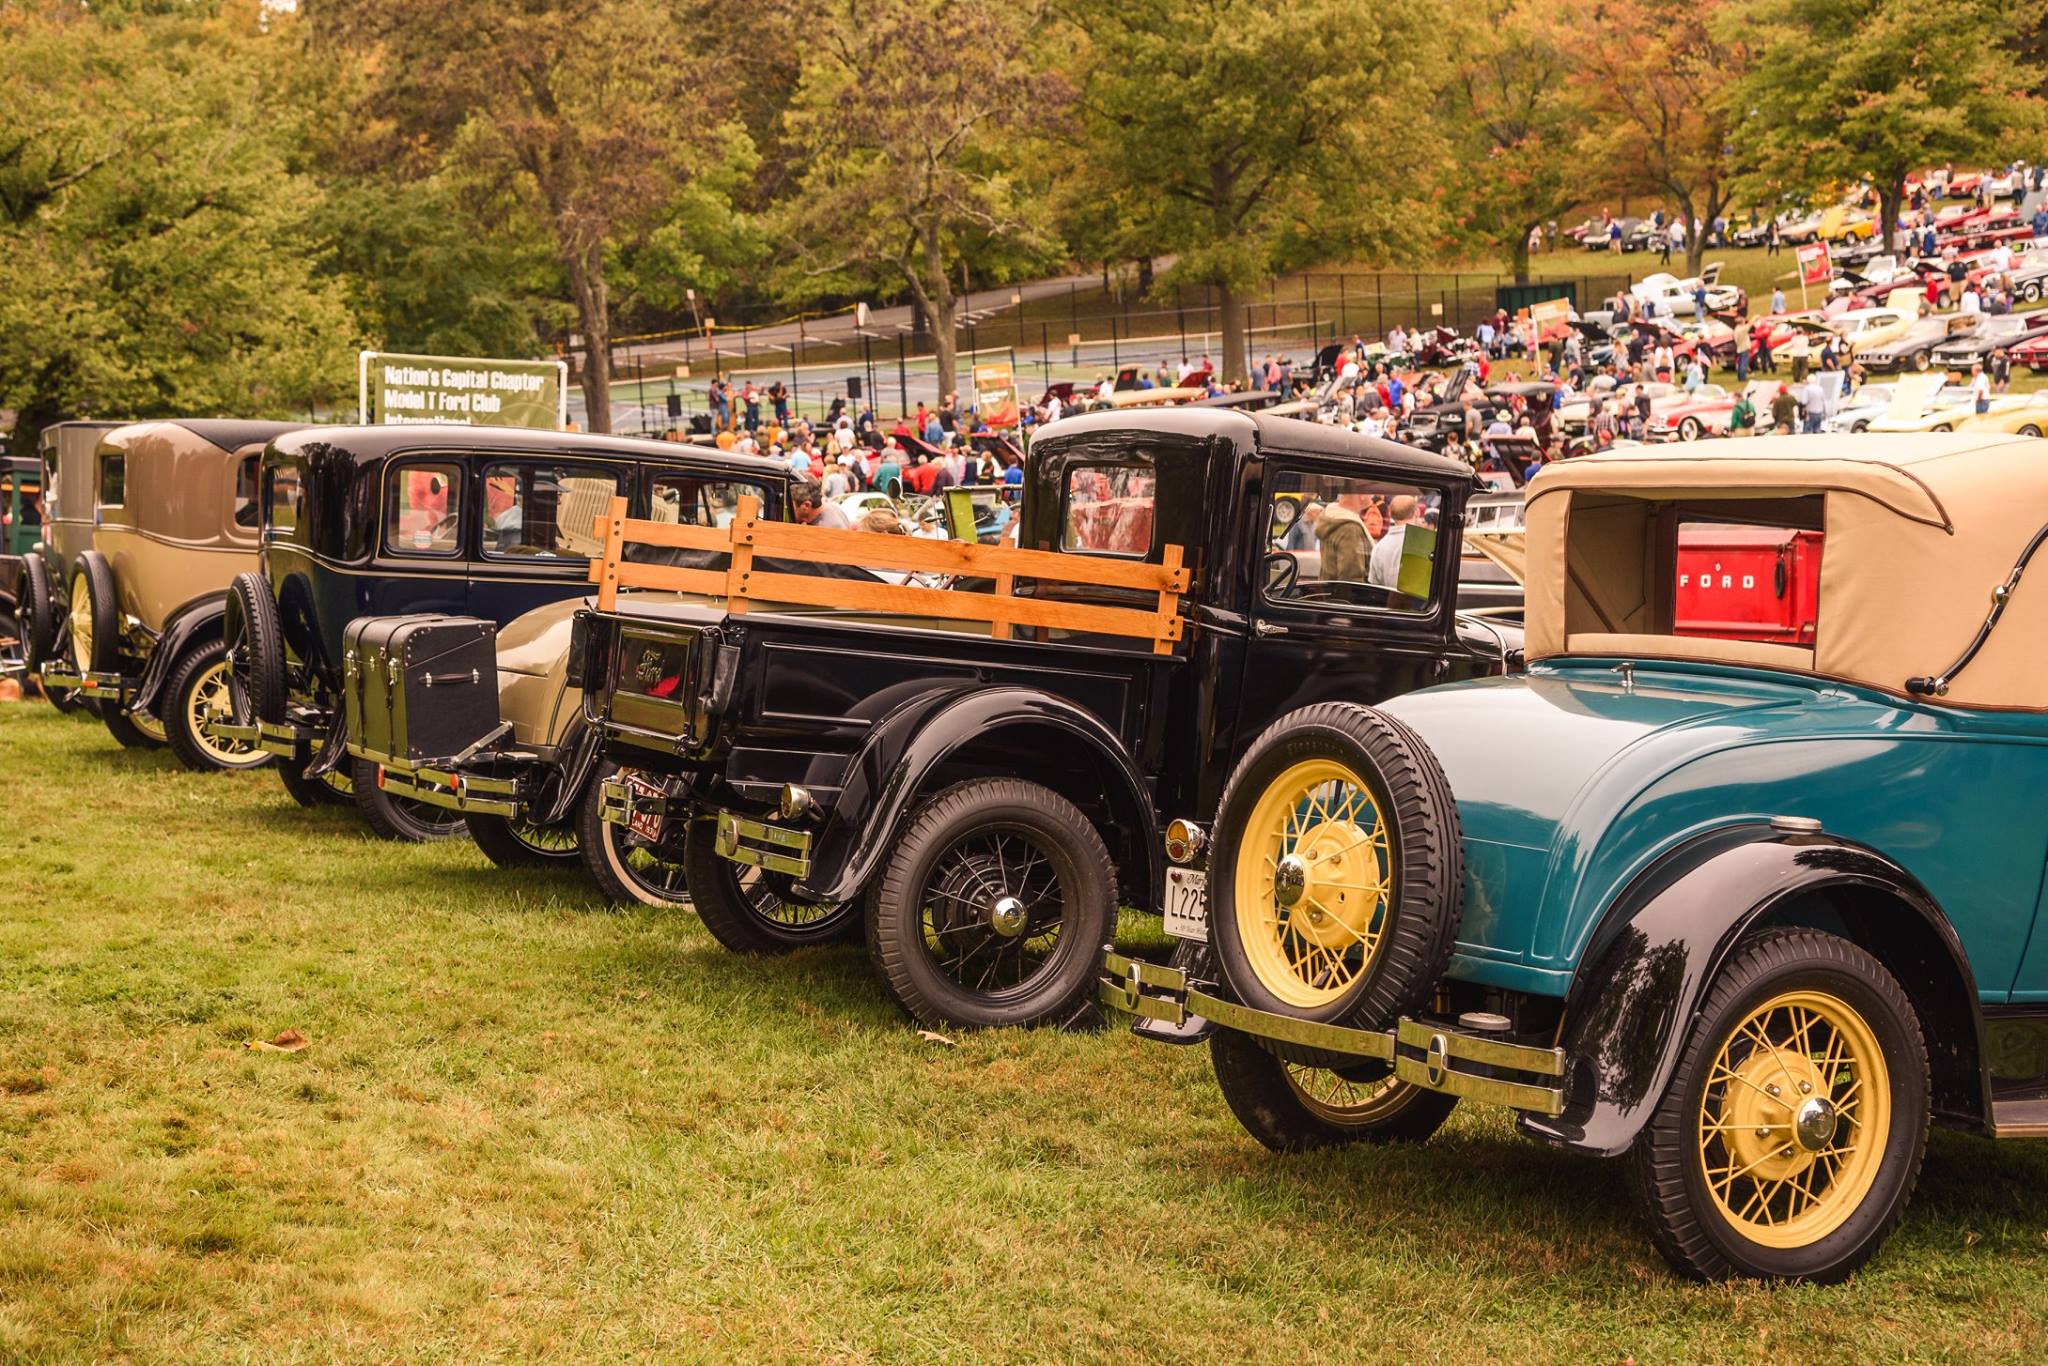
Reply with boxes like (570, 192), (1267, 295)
(617, 825), (690, 899)
(510, 820), (578, 855)
(68, 586), (93, 674)
(916, 824), (1069, 999)
(1281, 1063), (1415, 1127)
(187, 659), (262, 765)
(1696, 989), (1890, 1249)
(1234, 757), (1393, 1010)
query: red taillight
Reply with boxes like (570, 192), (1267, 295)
(648, 675), (682, 699)
(376, 767), (387, 790)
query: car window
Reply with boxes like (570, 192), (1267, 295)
(98, 454), (124, 509)
(1265, 470), (1442, 614)
(648, 473), (774, 528)
(233, 455), (259, 530)
(481, 461), (624, 559)
(386, 463), (462, 556)
(264, 464), (301, 539)
(1062, 458), (1155, 556)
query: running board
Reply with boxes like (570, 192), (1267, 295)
(1990, 1096), (2048, 1138)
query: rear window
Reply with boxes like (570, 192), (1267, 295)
(387, 463), (462, 556)
(264, 464), (301, 539)
(98, 455), (124, 508)
(649, 473), (774, 528)
(233, 455), (259, 530)
(1062, 458), (1155, 556)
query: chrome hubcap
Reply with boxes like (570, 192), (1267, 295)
(1793, 1096), (1839, 1151)
(988, 894), (1028, 938)
(1273, 854), (1308, 908)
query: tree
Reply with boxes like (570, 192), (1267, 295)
(1067, 0), (1443, 384)
(1440, 1), (1584, 283)
(0, 2), (360, 457)
(311, 0), (753, 431)
(1572, 0), (1742, 277)
(776, 0), (1063, 402)
(1720, 0), (2047, 253)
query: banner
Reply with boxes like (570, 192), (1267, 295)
(1527, 296), (1574, 345)
(359, 351), (569, 429)
(972, 360), (1020, 429)
(1797, 241), (1832, 287)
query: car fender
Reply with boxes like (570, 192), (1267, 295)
(793, 684), (1159, 908)
(1520, 823), (1983, 1157)
(133, 593), (227, 714)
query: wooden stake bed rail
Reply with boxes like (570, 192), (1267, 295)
(587, 494), (1190, 654)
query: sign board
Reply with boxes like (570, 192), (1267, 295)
(358, 351), (568, 429)
(972, 360), (1020, 429)
(1797, 241), (1832, 287)
(1527, 296), (1574, 345)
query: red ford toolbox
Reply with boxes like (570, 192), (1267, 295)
(1675, 526), (1823, 644)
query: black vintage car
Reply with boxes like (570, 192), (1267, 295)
(570, 409), (1520, 1029)
(212, 425), (790, 843)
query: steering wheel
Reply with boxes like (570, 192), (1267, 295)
(1263, 550), (1300, 596)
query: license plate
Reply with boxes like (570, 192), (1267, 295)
(1163, 867), (1208, 941)
(624, 774), (666, 842)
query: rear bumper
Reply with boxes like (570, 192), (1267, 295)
(345, 744), (525, 818)
(34, 666), (133, 700)
(595, 777), (812, 878)
(202, 712), (321, 762)
(1098, 949), (1568, 1117)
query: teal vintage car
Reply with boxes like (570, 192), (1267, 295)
(1105, 433), (2048, 1282)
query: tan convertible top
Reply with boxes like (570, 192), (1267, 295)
(1522, 434), (2048, 710)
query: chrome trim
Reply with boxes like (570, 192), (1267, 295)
(713, 810), (811, 878)
(1099, 950), (1565, 1116)
(353, 751), (520, 817)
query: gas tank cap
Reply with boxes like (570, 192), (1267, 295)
(1457, 1011), (1513, 1034)
(1770, 815), (1823, 834)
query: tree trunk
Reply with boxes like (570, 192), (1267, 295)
(1137, 256), (1154, 295)
(1509, 230), (1532, 284)
(565, 239), (611, 433)
(1879, 174), (1906, 255)
(1219, 282), (1248, 386)
(904, 220), (958, 406)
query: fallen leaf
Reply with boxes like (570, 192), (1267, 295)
(244, 1029), (309, 1053)
(915, 1030), (956, 1048)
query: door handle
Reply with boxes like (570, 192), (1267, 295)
(1254, 621), (1289, 637)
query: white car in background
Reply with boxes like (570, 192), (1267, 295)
(1820, 384), (1895, 433)
(1828, 306), (1917, 356)
(1629, 268), (1743, 318)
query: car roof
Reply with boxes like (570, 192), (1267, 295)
(1522, 433), (2048, 709)
(269, 423), (788, 477)
(102, 418), (307, 455)
(1034, 406), (1472, 482)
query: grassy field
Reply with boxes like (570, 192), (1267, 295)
(5, 703), (2048, 1363)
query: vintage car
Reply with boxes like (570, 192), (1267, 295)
(1857, 314), (1976, 373)
(1645, 384), (1735, 442)
(1628, 270), (1743, 319)
(1819, 383), (1897, 434)
(1927, 309), (2048, 370)
(0, 455), (42, 681)
(1105, 433), (2048, 1282)
(1827, 306), (1917, 357)
(13, 420), (125, 710)
(571, 410), (1520, 1030)
(213, 425), (790, 845)
(1956, 393), (2048, 438)
(30, 420), (301, 766)
(1865, 375), (2026, 434)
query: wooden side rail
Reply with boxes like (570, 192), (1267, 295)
(588, 494), (1189, 653)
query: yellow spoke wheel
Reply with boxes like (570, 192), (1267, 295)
(187, 660), (261, 765)
(1696, 989), (1891, 1249)
(1282, 1064), (1413, 1127)
(1232, 757), (1394, 1009)
(68, 582), (94, 672)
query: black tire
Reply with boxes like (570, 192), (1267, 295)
(1209, 1027), (1458, 1151)
(223, 571), (284, 725)
(68, 552), (118, 675)
(1850, 420), (1870, 434)
(866, 777), (1113, 1029)
(162, 638), (272, 772)
(0, 608), (23, 685)
(1911, 351), (1931, 372)
(1930, 423), (1951, 433)
(100, 705), (166, 749)
(1627, 927), (1928, 1283)
(279, 756), (353, 807)
(576, 763), (692, 907)
(468, 811), (580, 868)
(2020, 424), (2043, 439)
(349, 756), (469, 842)
(1678, 417), (1702, 442)
(19, 554), (54, 667)
(682, 816), (859, 951)
(1206, 702), (1461, 1029)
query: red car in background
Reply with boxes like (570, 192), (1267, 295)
(2009, 330), (2048, 373)
(1648, 383), (1739, 441)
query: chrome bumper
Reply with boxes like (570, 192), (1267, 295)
(34, 666), (132, 699)
(199, 713), (321, 762)
(1098, 949), (1567, 1116)
(346, 747), (521, 818)
(713, 810), (811, 878)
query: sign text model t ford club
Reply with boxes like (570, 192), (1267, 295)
(569, 410), (1520, 1031)
(1104, 433), (2048, 1282)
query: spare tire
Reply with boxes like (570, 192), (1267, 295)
(223, 571), (284, 725)
(1207, 702), (1462, 1030)
(68, 551), (119, 675)
(19, 555), (54, 668)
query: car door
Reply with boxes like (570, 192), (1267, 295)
(463, 454), (630, 628)
(1239, 461), (1461, 733)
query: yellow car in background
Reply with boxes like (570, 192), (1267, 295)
(1829, 306), (1917, 357)
(1958, 394), (2048, 438)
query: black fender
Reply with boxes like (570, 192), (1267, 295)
(792, 684), (1160, 908)
(537, 717), (608, 827)
(133, 594), (228, 715)
(1520, 825), (1985, 1157)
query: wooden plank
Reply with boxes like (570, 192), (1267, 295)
(727, 495), (758, 616)
(591, 496), (629, 612)
(605, 563), (733, 598)
(747, 518), (1190, 593)
(1153, 543), (1185, 656)
(605, 518), (734, 553)
(991, 572), (1013, 641)
(737, 569), (1184, 642)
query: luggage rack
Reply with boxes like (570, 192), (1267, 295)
(346, 723), (527, 818)
(1098, 948), (1569, 1116)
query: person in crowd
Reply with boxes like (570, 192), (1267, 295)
(768, 380), (790, 427)
(1771, 284), (1786, 314)
(1766, 220), (1782, 255)
(1733, 317), (1752, 382)
(1802, 373), (1828, 433)
(1756, 327), (1776, 375)
(1728, 387), (1758, 437)
(1969, 361), (1993, 413)
(872, 442), (904, 499)
(1282, 501), (1322, 552)
(1991, 347), (2012, 393)
(791, 477), (852, 531)
(1769, 384), (1799, 434)
(1369, 494), (1430, 590)
(1631, 384), (1652, 441)
(742, 381), (761, 430)
(1683, 353), (1705, 393)
(1314, 491), (1374, 583)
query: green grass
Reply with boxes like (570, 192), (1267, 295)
(4, 703), (2048, 1363)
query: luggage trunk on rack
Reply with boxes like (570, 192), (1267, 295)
(343, 615), (499, 763)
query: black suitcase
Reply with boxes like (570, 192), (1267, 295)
(343, 614), (499, 763)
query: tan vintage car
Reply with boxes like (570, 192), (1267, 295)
(38, 419), (306, 768)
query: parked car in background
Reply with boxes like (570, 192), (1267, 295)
(1928, 310), (2048, 370)
(1821, 384), (1896, 433)
(1647, 384), (1736, 441)
(1859, 315), (1974, 372)
(1829, 306), (1917, 357)
(1957, 393), (2048, 437)
(32, 420), (300, 768)
(13, 420), (124, 711)
(1106, 433), (2048, 1283)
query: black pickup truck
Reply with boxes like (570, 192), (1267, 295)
(571, 409), (1520, 1029)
